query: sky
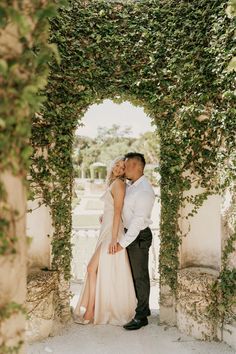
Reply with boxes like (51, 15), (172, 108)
(75, 99), (155, 138)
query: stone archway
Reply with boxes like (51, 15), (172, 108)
(1, 0), (235, 352)
(69, 99), (161, 317)
(28, 95), (162, 342)
(28, 1), (235, 345)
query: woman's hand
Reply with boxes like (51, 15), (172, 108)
(108, 239), (118, 254)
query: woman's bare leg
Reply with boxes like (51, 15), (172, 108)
(83, 244), (101, 321)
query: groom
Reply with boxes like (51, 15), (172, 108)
(115, 152), (155, 330)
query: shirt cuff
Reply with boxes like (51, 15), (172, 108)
(119, 238), (128, 249)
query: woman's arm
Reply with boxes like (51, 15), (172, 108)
(108, 179), (125, 254)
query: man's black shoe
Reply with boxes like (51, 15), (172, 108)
(123, 318), (148, 330)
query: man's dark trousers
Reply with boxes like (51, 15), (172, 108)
(125, 227), (152, 320)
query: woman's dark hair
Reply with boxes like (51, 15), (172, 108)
(124, 152), (146, 167)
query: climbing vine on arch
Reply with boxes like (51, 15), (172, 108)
(30, 0), (236, 322)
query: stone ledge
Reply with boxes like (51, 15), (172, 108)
(25, 270), (58, 343)
(177, 267), (219, 341)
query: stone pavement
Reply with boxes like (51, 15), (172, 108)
(28, 186), (235, 354)
(28, 312), (235, 354)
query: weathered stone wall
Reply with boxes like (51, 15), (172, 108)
(160, 184), (222, 330)
(177, 268), (218, 340)
(27, 200), (54, 272)
(26, 206), (71, 343)
(219, 189), (236, 350)
(159, 285), (176, 326)
(25, 269), (72, 343)
(0, 173), (27, 354)
(26, 271), (57, 343)
(180, 186), (221, 271)
(160, 185), (236, 351)
(175, 183), (222, 340)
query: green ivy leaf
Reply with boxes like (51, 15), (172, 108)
(46, 43), (61, 65)
(0, 6), (7, 27)
(0, 59), (8, 74)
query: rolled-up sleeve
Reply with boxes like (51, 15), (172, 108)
(119, 191), (155, 248)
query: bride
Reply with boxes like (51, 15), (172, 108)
(74, 156), (137, 325)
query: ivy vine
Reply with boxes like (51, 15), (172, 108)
(30, 0), (236, 330)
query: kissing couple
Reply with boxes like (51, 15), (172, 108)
(74, 152), (155, 330)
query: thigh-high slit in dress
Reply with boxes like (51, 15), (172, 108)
(74, 187), (137, 325)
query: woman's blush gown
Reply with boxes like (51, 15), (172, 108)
(74, 187), (137, 325)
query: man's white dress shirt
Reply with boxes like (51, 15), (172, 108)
(119, 175), (155, 248)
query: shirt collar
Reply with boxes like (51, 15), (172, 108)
(131, 175), (145, 187)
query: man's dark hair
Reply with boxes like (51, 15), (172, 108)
(124, 152), (146, 167)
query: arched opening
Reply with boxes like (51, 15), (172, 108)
(1, 0), (235, 352)
(21, 0), (235, 349)
(70, 98), (161, 316)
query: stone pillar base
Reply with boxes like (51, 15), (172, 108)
(176, 267), (218, 340)
(26, 270), (72, 343)
(26, 270), (58, 343)
(159, 284), (176, 326)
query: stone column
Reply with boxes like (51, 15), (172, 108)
(219, 188), (236, 350)
(0, 172), (27, 354)
(177, 183), (221, 340)
(159, 285), (176, 325)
